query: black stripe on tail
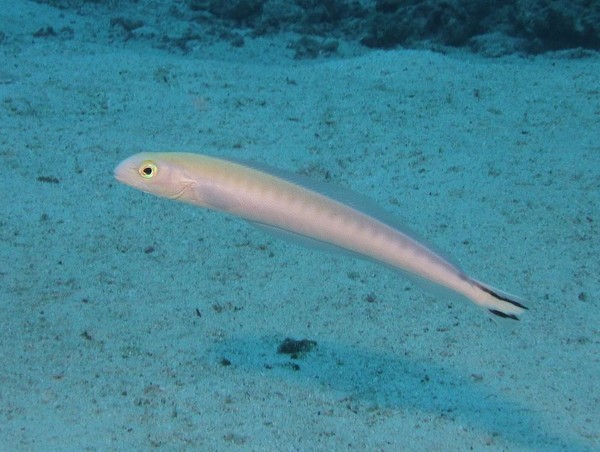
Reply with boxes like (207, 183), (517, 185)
(489, 309), (519, 320)
(478, 284), (528, 310)
(476, 283), (529, 321)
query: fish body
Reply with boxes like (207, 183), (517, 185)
(114, 152), (527, 320)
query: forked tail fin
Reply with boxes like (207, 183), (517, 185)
(472, 280), (529, 320)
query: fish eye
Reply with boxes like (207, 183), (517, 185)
(139, 161), (157, 179)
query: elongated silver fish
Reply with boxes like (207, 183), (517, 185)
(114, 152), (528, 320)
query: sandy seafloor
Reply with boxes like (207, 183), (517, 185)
(1, 1), (599, 451)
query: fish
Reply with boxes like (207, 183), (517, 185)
(114, 152), (528, 320)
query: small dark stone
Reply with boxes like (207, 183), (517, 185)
(37, 176), (60, 184)
(277, 337), (317, 357)
(33, 27), (57, 38)
(289, 36), (338, 59)
(365, 293), (377, 303)
(110, 17), (144, 33)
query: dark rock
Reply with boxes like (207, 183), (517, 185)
(364, 0), (501, 49)
(33, 26), (58, 38)
(289, 35), (339, 58)
(190, 0), (266, 26)
(468, 32), (528, 57)
(277, 337), (317, 358)
(110, 17), (144, 33)
(514, 0), (600, 52)
(376, 0), (402, 14)
(29, 0), (600, 56)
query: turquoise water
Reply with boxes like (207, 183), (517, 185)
(1, 1), (598, 450)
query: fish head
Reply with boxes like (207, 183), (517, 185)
(114, 152), (196, 201)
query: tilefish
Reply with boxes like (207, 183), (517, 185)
(114, 152), (528, 320)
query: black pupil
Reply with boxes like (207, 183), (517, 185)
(142, 166), (153, 176)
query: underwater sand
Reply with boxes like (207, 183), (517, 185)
(1, 1), (599, 450)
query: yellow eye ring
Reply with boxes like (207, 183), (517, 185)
(139, 161), (157, 179)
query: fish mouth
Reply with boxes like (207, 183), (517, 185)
(113, 159), (136, 184)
